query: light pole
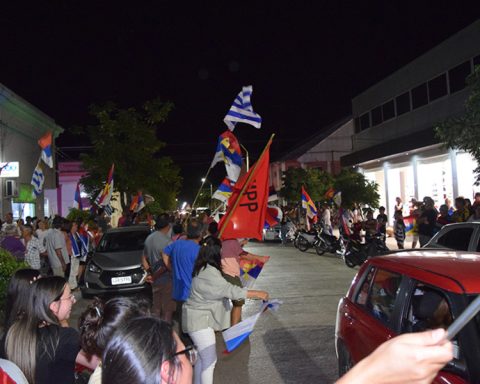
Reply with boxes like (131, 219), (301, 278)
(201, 178), (213, 208)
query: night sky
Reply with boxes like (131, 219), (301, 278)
(2, 2), (480, 202)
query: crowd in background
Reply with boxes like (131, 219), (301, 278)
(0, 201), (465, 383)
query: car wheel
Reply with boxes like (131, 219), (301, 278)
(337, 342), (353, 377)
(297, 237), (309, 252)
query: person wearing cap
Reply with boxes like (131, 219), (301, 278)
(142, 213), (175, 323)
(221, 238), (270, 325)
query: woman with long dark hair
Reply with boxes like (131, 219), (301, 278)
(183, 237), (269, 384)
(5, 276), (94, 384)
(102, 316), (193, 384)
(78, 296), (150, 384)
(3, 268), (41, 330)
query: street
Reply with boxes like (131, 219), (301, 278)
(70, 242), (357, 384)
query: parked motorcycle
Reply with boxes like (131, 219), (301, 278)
(343, 233), (389, 268)
(315, 228), (342, 256)
(294, 226), (321, 252)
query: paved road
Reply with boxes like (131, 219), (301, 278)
(70, 241), (358, 383)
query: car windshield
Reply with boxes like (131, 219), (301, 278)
(97, 230), (149, 252)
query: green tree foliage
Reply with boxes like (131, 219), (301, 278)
(333, 169), (380, 209)
(436, 65), (480, 183)
(0, 249), (28, 322)
(66, 208), (91, 223)
(78, 99), (182, 211)
(280, 167), (334, 202)
(280, 167), (379, 208)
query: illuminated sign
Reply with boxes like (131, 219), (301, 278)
(0, 162), (19, 178)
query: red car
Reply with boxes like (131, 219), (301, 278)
(335, 250), (480, 384)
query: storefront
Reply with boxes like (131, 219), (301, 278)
(361, 149), (478, 224)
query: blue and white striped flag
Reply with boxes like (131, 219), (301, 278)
(224, 85), (262, 131)
(222, 299), (282, 352)
(31, 162), (45, 197)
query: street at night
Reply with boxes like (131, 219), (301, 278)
(2, 3), (480, 384)
(70, 242), (357, 384)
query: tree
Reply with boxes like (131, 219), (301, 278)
(333, 169), (380, 209)
(436, 65), (480, 183)
(78, 99), (182, 211)
(280, 167), (334, 203)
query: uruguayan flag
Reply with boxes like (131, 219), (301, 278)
(31, 163), (45, 197)
(224, 85), (262, 131)
(223, 299), (282, 352)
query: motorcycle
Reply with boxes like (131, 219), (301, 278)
(314, 227), (342, 255)
(343, 233), (389, 268)
(294, 226), (321, 252)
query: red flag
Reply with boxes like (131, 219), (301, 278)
(219, 139), (272, 240)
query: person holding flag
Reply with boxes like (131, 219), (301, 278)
(183, 237), (268, 384)
(221, 238), (269, 325)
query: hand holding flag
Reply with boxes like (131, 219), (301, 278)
(222, 299), (282, 353)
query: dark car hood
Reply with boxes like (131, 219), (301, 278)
(92, 250), (143, 270)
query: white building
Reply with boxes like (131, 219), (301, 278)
(341, 20), (480, 222)
(0, 83), (63, 219)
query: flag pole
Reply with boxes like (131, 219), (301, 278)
(191, 167), (212, 209)
(218, 134), (275, 239)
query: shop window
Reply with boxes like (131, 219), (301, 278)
(360, 112), (370, 131)
(395, 91), (411, 116)
(436, 227), (473, 251)
(371, 106), (383, 126)
(411, 83), (428, 109)
(365, 269), (402, 326)
(428, 74), (447, 102)
(449, 61), (471, 93)
(382, 100), (395, 121)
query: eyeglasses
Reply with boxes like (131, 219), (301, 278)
(174, 345), (198, 366)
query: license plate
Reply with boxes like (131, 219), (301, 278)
(111, 276), (132, 285)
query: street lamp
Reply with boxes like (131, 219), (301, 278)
(201, 178), (213, 208)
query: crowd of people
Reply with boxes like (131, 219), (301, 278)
(282, 192), (480, 250)
(0, 205), (460, 383)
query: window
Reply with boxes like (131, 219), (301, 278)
(428, 74), (447, 101)
(366, 269), (402, 326)
(449, 61), (471, 93)
(355, 267), (375, 306)
(360, 112), (370, 131)
(382, 100), (395, 121)
(97, 230), (150, 252)
(436, 227), (473, 251)
(371, 106), (382, 126)
(403, 284), (454, 334)
(411, 83), (428, 109)
(395, 92), (411, 116)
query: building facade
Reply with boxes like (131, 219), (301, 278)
(341, 20), (480, 222)
(44, 161), (91, 217)
(0, 83), (63, 219)
(270, 117), (354, 197)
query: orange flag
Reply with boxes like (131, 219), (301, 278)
(219, 138), (272, 240)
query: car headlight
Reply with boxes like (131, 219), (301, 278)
(88, 262), (102, 273)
